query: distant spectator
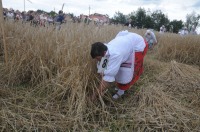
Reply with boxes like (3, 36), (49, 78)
(21, 12), (27, 23)
(144, 29), (157, 49)
(47, 16), (54, 25)
(39, 13), (46, 27)
(32, 14), (40, 27)
(190, 25), (197, 35)
(180, 27), (189, 36)
(169, 25), (173, 33)
(84, 16), (89, 25)
(55, 10), (65, 30)
(3, 9), (7, 20)
(15, 13), (20, 22)
(29, 12), (37, 26)
(124, 19), (132, 28)
(159, 25), (166, 34)
(6, 9), (14, 21)
(56, 10), (64, 23)
(77, 16), (81, 23)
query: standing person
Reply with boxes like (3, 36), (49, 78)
(169, 25), (174, 33)
(189, 25), (197, 35)
(90, 30), (148, 100)
(180, 27), (189, 36)
(159, 25), (166, 34)
(21, 11), (26, 24)
(6, 9), (14, 21)
(144, 29), (157, 50)
(55, 10), (65, 30)
(3, 8), (7, 20)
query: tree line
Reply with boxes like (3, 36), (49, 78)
(110, 7), (200, 33)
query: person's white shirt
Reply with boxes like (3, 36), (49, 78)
(159, 25), (165, 34)
(7, 12), (14, 19)
(128, 23), (131, 28)
(180, 29), (189, 36)
(101, 30), (145, 84)
(40, 14), (44, 20)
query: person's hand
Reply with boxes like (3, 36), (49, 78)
(100, 72), (104, 77)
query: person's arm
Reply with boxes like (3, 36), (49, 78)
(92, 53), (123, 100)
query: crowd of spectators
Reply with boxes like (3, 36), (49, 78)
(2, 7), (84, 28)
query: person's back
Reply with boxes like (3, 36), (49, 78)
(102, 31), (146, 82)
(106, 35), (133, 65)
(114, 30), (145, 52)
(106, 31), (145, 64)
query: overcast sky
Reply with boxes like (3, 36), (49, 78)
(2, 0), (200, 22)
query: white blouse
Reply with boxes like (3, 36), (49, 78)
(101, 30), (145, 83)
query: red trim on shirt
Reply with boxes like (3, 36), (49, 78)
(117, 39), (148, 90)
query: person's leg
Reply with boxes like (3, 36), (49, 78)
(113, 69), (132, 99)
(113, 89), (125, 99)
(116, 52), (143, 90)
(113, 53), (140, 99)
(114, 40), (148, 99)
(148, 40), (153, 49)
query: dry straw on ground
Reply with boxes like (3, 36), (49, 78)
(0, 21), (200, 131)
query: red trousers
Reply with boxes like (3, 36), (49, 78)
(117, 40), (148, 90)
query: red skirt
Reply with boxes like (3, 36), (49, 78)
(117, 40), (148, 90)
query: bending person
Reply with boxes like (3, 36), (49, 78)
(90, 30), (148, 100)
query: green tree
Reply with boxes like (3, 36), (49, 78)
(68, 13), (74, 18)
(128, 11), (137, 27)
(169, 20), (184, 33)
(144, 15), (154, 29)
(135, 7), (146, 28)
(151, 10), (170, 31)
(112, 11), (126, 24)
(130, 15), (137, 27)
(36, 9), (47, 14)
(49, 11), (57, 17)
(185, 11), (200, 30)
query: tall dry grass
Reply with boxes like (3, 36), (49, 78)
(154, 32), (200, 66)
(0, 21), (200, 131)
